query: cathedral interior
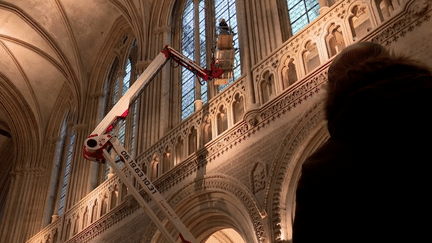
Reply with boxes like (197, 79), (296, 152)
(0, 0), (431, 242)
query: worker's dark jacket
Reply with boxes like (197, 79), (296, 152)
(293, 56), (432, 242)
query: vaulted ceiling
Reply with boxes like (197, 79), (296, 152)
(0, 0), (162, 155)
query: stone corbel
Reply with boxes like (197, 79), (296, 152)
(318, 0), (330, 15)
(410, 0), (429, 15)
(243, 103), (261, 126)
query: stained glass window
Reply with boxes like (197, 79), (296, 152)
(215, 0), (241, 92)
(103, 43), (137, 179)
(287, 0), (320, 35)
(181, 0), (241, 120)
(181, 0), (198, 120)
(58, 130), (75, 216)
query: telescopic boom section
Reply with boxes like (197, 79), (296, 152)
(83, 45), (223, 243)
(83, 45), (223, 161)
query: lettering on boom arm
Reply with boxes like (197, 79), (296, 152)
(120, 150), (157, 194)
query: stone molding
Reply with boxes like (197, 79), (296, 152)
(266, 102), (324, 241)
(142, 174), (267, 243)
(371, 0), (431, 46)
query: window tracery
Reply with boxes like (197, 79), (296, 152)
(376, 0), (400, 21)
(326, 23), (346, 57)
(260, 71), (276, 104)
(303, 41), (321, 73)
(282, 57), (298, 89)
(349, 4), (373, 41)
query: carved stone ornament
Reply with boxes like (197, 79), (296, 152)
(243, 109), (259, 126)
(252, 162), (267, 194)
(410, 0), (429, 15)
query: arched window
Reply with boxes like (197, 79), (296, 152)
(215, 0), (241, 91)
(326, 24), (345, 58)
(57, 114), (76, 216)
(102, 39), (139, 179)
(181, 0), (241, 120)
(287, 0), (320, 35)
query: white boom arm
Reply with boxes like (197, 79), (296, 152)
(83, 45), (224, 243)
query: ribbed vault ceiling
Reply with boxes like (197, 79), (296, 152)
(0, 0), (162, 153)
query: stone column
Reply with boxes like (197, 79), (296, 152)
(155, 25), (172, 137)
(135, 60), (152, 153)
(88, 91), (106, 192)
(0, 167), (45, 243)
(237, 0), (257, 112)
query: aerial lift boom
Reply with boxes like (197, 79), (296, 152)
(83, 45), (227, 243)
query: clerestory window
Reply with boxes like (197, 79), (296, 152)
(181, 0), (241, 120)
(101, 39), (139, 179)
(287, 0), (320, 35)
(56, 113), (75, 216)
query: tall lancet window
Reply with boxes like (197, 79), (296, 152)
(101, 39), (138, 179)
(57, 116), (76, 216)
(181, 0), (205, 120)
(287, 0), (320, 35)
(215, 0), (241, 92)
(181, 0), (241, 120)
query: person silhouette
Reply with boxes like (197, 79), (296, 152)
(293, 42), (432, 243)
